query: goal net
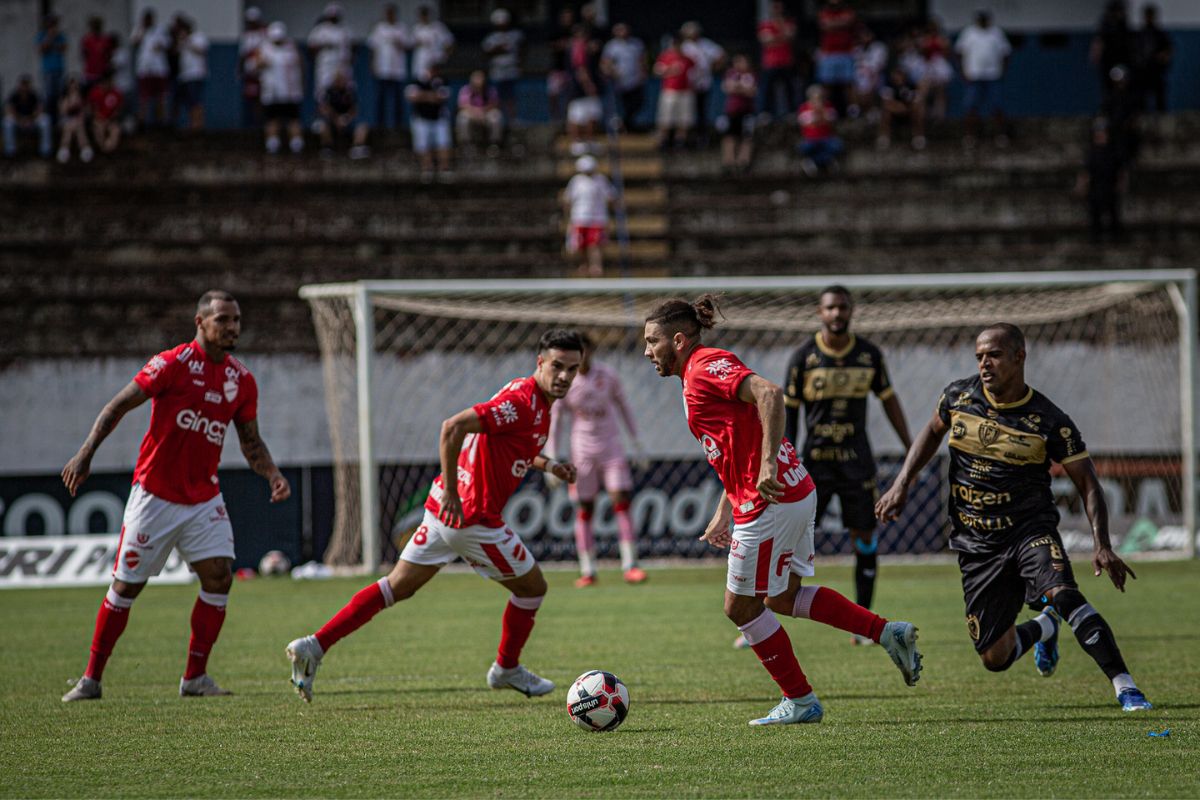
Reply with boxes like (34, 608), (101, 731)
(301, 272), (1197, 570)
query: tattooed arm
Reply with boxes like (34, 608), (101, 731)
(62, 382), (149, 496)
(235, 419), (291, 502)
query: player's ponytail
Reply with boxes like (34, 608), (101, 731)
(646, 294), (724, 337)
(691, 294), (722, 330)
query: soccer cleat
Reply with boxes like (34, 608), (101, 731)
(486, 662), (555, 697)
(851, 634), (876, 647)
(748, 692), (824, 726)
(286, 635), (324, 703)
(1118, 688), (1153, 712)
(732, 633), (751, 649)
(574, 574), (597, 588)
(623, 567), (648, 584)
(1034, 607), (1062, 677)
(180, 674), (233, 697)
(62, 676), (102, 702)
(880, 621), (922, 686)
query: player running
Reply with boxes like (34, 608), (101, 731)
(876, 323), (1152, 711)
(284, 330), (584, 702)
(643, 295), (921, 725)
(548, 333), (646, 587)
(61, 290), (292, 702)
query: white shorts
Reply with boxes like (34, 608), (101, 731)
(411, 117), (451, 153)
(726, 493), (817, 598)
(400, 509), (535, 581)
(114, 484), (235, 583)
(567, 96), (602, 126)
(657, 89), (696, 129)
(571, 456), (633, 502)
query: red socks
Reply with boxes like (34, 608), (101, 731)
(793, 585), (886, 642)
(497, 595), (543, 669)
(183, 591), (228, 680)
(84, 588), (134, 681)
(315, 578), (394, 652)
(738, 609), (813, 699)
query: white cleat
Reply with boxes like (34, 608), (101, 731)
(748, 692), (824, 726)
(486, 662), (555, 697)
(62, 676), (102, 702)
(880, 621), (922, 686)
(180, 674), (233, 697)
(286, 635), (324, 703)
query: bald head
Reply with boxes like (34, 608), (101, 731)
(979, 323), (1025, 355)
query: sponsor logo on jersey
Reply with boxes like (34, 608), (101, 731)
(738, 500), (754, 513)
(952, 391), (972, 408)
(1060, 427), (1073, 439)
(455, 466), (472, 486)
(966, 614), (980, 640)
(951, 483), (1013, 509)
(143, 355), (168, 379)
(135, 532), (149, 545)
(700, 434), (721, 462)
(511, 458), (533, 477)
(124, 549), (140, 569)
(705, 358), (735, 380)
(492, 400), (519, 427)
(223, 380), (238, 403)
(175, 409), (228, 445)
(189, 360), (205, 375)
(204, 391), (222, 404)
(856, 352), (873, 366)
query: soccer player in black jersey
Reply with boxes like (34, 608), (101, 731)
(876, 323), (1152, 711)
(775, 287), (912, 646)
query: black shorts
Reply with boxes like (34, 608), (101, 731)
(264, 102), (300, 122)
(812, 469), (879, 532)
(957, 530), (1077, 653)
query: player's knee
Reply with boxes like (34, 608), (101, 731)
(980, 647), (1012, 672)
(111, 579), (145, 600)
(1047, 586), (1085, 615)
(762, 594), (791, 615)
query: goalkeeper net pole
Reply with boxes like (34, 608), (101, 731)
(300, 270), (1197, 572)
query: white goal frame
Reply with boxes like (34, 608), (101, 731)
(300, 270), (1198, 570)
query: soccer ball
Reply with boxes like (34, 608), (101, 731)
(566, 670), (629, 732)
(258, 550), (292, 576)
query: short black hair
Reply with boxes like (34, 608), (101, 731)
(538, 329), (584, 354)
(197, 290), (237, 316)
(819, 284), (853, 303)
(980, 323), (1025, 354)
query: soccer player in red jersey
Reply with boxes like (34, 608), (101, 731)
(61, 291), (292, 702)
(285, 330), (584, 702)
(643, 295), (922, 725)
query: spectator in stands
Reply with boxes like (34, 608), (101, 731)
(601, 23), (647, 133)
(81, 16), (116, 91)
(238, 7), (267, 128)
(131, 8), (171, 127)
(565, 24), (604, 155)
(681, 21), (725, 146)
(37, 14), (67, 128)
(175, 17), (209, 130)
(406, 63), (453, 182)
(956, 10), (1011, 147)
(317, 70), (370, 160)
(482, 9), (523, 127)
(257, 22), (305, 155)
(878, 64), (925, 150)
(758, 1), (797, 121)
(57, 77), (93, 164)
(851, 25), (888, 121)
(719, 54), (758, 174)
(369, 4), (411, 130)
(4, 76), (52, 159)
(1077, 118), (1126, 243)
(1092, 1), (1132, 100)
(309, 4), (352, 104)
(456, 70), (504, 155)
(816, 0), (857, 117)
(580, 3), (608, 40)
(87, 70), (124, 154)
(797, 85), (842, 176)
(916, 18), (953, 121)
(653, 34), (695, 150)
(1102, 65), (1140, 167)
(412, 6), (454, 81)
(1133, 4), (1172, 112)
(563, 154), (615, 278)
(548, 8), (576, 125)
(109, 33), (135, 113)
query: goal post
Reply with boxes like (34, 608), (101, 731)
(300, 270), (1198, 572)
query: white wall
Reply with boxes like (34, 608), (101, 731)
(930, 0), (1200, 31)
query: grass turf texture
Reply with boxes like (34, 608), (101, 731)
(2, 561), (1197, 799)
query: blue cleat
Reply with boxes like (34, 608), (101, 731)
(1034, 607), (1061, 677)
(880, 621), (922, 686)
(748, 692), (824, 726)
(1118, 688), (1153, 712)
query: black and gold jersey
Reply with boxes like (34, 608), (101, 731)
(784, 333), (895, 480)
(937, 375), (1090, 554)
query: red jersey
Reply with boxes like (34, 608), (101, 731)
(131, 341), (258, 505)
(655, 50), (694, 92)
(798, 101), (837, 140)
(87, 84), (123, 120)
(425, 376), (552, 528)
(757, 19), (795, 69)
(682, 347), (813, 524)
(81, 33), (115, 81)
(818, 7), (857, 54)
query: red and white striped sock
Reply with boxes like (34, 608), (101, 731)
(314, 578), (393, 652)
(496, 594), (543, 669)
(792, 585), (887, 642)
(84, 588), (134, 681)
(738, 609), (813, 699)
(183, 590), (228, 680)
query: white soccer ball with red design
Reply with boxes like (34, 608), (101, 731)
(566, 670), (630, 732)
(258, 550), (292, 576)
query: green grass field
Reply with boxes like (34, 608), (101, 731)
(2, 560), (1197, 798)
